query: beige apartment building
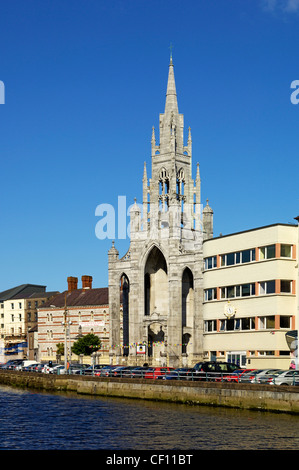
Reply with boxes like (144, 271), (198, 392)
(202, 223), (297, 369)
(1, 291), (57, 362)
(0, 284), (57, 362)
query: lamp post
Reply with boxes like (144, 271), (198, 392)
(61, 295), (72, 374)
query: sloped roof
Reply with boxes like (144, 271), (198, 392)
(40, 287), (109, 308)
(0, 284), (46, 301)
(11, 291), (59, 300)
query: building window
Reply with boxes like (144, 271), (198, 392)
(219, 317), (255, 332)
(204, 288), (217, 301)
(241, 317), (255, 330)
(258, 351), (275, 356)
(220, 249), (255, 267)
(281, 244), (292, 258)
(260, 244), (275, 260)
(204, 320), (217, 332)
(204, 256), (217, 270)
(280, 280), (292, 293)
(11, 303), (14, 309)
(19, 302), (22, 309)
(259, 280), (275, 295)
(221, 283), (255, 299)
(259, 316), (275, 329)
(280, 316), (291, 328)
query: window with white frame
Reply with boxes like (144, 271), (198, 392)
(204, 288), (217, 301)
(259, 280), (275, 295)
(204, 256), (217, 270)
(204, 320), (217, 332)
(259, 244), (275, 260)
(221, 283), (255, 299)
(259, 316), (275, 329)
(219, 317), (255, 332)
(220, 249), (255, 267)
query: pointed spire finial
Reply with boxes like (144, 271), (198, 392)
(165, 46), (178, 115)
(169, 42), (173, 64)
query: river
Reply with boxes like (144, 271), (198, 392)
(0, 384), (298, 451)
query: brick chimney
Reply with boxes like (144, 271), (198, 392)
(82, 275), (92, 289)
(67, 276), (78, 291)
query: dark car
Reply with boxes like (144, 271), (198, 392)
(191, 361), (240, 381)
(162, 368), (194, 380)
(109, 366), (135, 377)
(130, 366), (151, 378)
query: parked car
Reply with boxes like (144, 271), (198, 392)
(109, 366), (136, 377)
(100, 365), (122, 377)
(41, 362), (58, 374)
(238, 369), (275, 383)
(161, 368), (194, 380)
(221, 369), (256, 383)
(130, 366), (151, 378)
(253, 369), (281, 384)
(22, 363), (41, 372)
(191, 361), (240, 381)
(1, 359), (23, 369)
(144, 367), (174, 379)
(82, 364), (109, 375)
(52, 365), (66, 374)
(266, 369), (299, 386)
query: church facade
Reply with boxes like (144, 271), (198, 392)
(108, 57), (213, 368)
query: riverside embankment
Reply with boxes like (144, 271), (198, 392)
(0, 370), (299, 414)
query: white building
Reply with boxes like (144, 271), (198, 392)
(203, 223), (297, 369)
(0, 284), (54, 362)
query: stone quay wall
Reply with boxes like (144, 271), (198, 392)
(0, 370), (298, 414)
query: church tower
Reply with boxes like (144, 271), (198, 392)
(108, 56), (212, 367)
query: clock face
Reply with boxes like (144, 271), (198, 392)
(224, 303), (235, 318)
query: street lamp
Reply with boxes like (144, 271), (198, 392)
(61, 295), (72, 374)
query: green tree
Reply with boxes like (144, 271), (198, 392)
(71, 333), (101, 356)
(56, 343), (64, 355)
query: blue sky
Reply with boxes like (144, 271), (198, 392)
(1, 0), (299, 293)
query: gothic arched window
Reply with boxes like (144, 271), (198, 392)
(158, 168), (169, 211)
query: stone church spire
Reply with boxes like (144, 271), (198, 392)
(164, 55), (179, 115)
(158, 57), (184, 156)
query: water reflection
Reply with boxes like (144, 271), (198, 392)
(0, 385), (298, 450)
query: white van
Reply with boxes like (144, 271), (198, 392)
(16, 360), (38, 370)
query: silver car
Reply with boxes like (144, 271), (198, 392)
(266, 369), (299, 386)
(254, 369), (281, 384)
(239, 369), (272, 383)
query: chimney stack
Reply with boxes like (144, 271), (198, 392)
(67, 276), (78, 292)
(82, 275), (93, 289)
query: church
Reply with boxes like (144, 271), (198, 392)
(108, 56), (214, 368)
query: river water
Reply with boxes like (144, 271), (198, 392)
(0, 384), (298, 451)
